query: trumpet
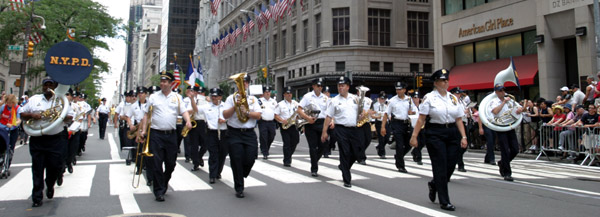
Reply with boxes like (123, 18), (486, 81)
(181, 114), (197, 137)
(230, 73), (250, 123)
(132, 106), (154, 188)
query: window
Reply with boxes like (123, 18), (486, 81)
(332, 8), (350, 46)
(245, 48), (248, 69)
(316, 63), (320, 73)
(368, 9), (391, 46)
(384, 62), (393, 72)
(498, 34), (522, 59)
(282, 30), (287, 58)
(315, 14), (322, 48)
(273, 34), (278, 60)
(291, 0), (297, 17)
(303, 20), (309, 51)
(475, 39), (496, 62)
(408, 11), (429, 48)
(523, 30), (538, 55)
(258, 42), (262, 65)
(423, 64), (432, 73)
(292, 25), (297, 55)
(410, 63), (419, 73)
(455, 43), (473, 65)
(314, 0), (321, 6)
(336, 61), (345, 71)
(311, 65), (315, 74)
(445, 0), (495, 15)
(251, 45), (255, 66)
(453, 30), (536, 65)
(370, 62), (380, 71)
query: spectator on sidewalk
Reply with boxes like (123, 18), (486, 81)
(584, 76), (596, 108)
(569, 85), (585, 110)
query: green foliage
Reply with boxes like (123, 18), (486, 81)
(0, 0), (123, 106)
(219, 81), (231, 99)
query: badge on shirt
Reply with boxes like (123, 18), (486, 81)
(171, 97), (177, 104)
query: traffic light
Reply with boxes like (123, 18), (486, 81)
(262, 67), (268, 78)
(27, 41), (34, 57)
(416, 76), (423, 88)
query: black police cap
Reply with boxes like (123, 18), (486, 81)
(284, 86), (293, 93)
(210, 87), (223, 96)
(337, 76), (351, 85)
(431, 69), (449, 81)
(313, 78), (324, 86)
(160, 71), (174, 81)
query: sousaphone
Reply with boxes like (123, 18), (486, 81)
(478, 57), (522, 132)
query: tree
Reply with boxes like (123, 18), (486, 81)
(0, 0), (123, 106)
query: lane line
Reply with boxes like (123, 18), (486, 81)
(0, 168), (32, 201)
(252, 160), (320, 184)
(279, 158), (368, 181)
(119, 194), (141, 214)
(109, 164), (152, 195)
(319, 158), (419, 179)
(108, 133), (121, 160)
(169, 163), (212, 191)
(200, 164), (266, 189)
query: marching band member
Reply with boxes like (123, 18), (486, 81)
(137, 72), (192, 202)
(222, 73), (262, 198)
(174, 88), (185, 156)
(490, 84), (523, 182)
(77, 93), (92, 155)
(198, 87), (227, 183)
(451, 87), (469, 172)
(357, 88), (373, 165)
(128, 87), (149, 171)
(410, 69), (467, 211)
(123, 90), (139, 165)
(20, 77), (74, 207)
(187, 86), (209, 171)
(258, 86), (277, 160)
(96, 98), (110, 140)
(297, 78), (329, 177)
(410, 92), (426, 165)
(320, 76), (363, 188)
(274, 87), (300, 166)
(65, 89), (81, 175)
(182, 86), (193, 162)
(381, 82), (417, 173)
(322, 86), (336, 158)
(372, 91), (390, 159)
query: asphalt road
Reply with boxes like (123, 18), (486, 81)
(1, 124), (599, 217)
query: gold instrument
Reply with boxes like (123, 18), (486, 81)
(126, 124), (139, 140)
(281, 112), (299, 130)
(133, 106), (154, 188)
(230, 73), (250, 123)
(356, 86), (371, 127)
(181, 114), (197, 137)
(24, 85), (71, 136)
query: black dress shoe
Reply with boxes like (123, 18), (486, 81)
(57, 176), (63, 186)
(209, 178), (216, 184)
(185, 158), (190, 163)
(283, 163), (291, 167)
(191, 165), (200, 171)
(398, 168), (408, 173)
(323, 154), (329, 158)
(343, 182), (352, 188)
(46, 187), (54, 199)
(379, 155), (387, 159)
(416, 161), (423, 165)
(32, 201), (43, 207)
(440, 203), (456, 211)
(73, 158), (77, 165)
(457, 167), (467, 172)
(217, 175), (222, 179)
(358, 160), (367, 165)
(147, 180), (153, 186)
(503, 176), (514, 181)
(199, 159), (204, 167)
(68, 164), (73, 174)
(126, 159), (131, 166)
(311, 172), (318, 177)
(155, 195), (165, 201)
(498, 161), (504, 176)
(489, 162), (497, 165)
(235, 191), (245, 198)
(428, 181), (436, 202)
(82, 146), (85, 152)
(263, 155), (268, 160)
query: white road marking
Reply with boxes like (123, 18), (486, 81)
(0, 168), (33, 201)
(109, 164), (152, 195)
(278, 158), (368, 181)
(252, 161), (320, 184)
(169, 163), (212, 191)
(200, 164), (266, 189)
(119, 194), (141, 214)
(320, 158), (419, 179)
(370, 159), (467, 180)
(108, 133), (121, 160)
(54, 165), (96, 198)
(327, 180), (456, 217)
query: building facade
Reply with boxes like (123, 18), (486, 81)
(216, 0), (434, 99)
(160, 0), (201, 73)
(126, 0), (162, 90)
(434, 0), (598, 101)
(193, 0), (221, 89)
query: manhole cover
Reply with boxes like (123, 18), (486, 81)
(108, 213), (185, 217)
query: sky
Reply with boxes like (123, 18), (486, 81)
(93, 0), (129, 104)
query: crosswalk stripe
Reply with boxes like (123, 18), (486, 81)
(109, 164), (152, 195)
(326, 180), (456, 217)
(252, 160), (320, 184)
(169, 163), (212, 191)
(472, 162), (567, 179)
(54, 165), (96, 198)
(370, 159), (467, 180)
(0, 168), (32, 201)
(108, 133), (121, 160)
(319, 158), (420, 179)
(280, 158), (368, 181)
(200, 164), (267, 189)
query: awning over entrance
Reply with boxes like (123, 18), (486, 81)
(448, 54), (538, 90)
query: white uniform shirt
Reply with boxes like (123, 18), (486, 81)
(489, 96), (522, 119)
(115, 101), (124, 115)
(259, 97), (277, 121)
(200, 102), (227, 130)
(457, 95), (469, 123)
(128, 101), (147, 123)
(97, 104), (109, 114)
(184, 95), (209, 120)
(223, 93), (262, 128)
(569, 89), (585, 106)
(145, 91), (187, 130)
(68, 101), (83, 132)
(373, 100), (388, 121)
(325, 93), (359, 127)
(275, 99), (298, 120)
(419, 90), (465, 124)
(299, 91), (329, 119)
(386, 95), (418, 120)
(20, 94), (74, 135)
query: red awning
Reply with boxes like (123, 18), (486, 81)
(448, 54), (538, 90)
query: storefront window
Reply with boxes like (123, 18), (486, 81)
(465, 0), (486, 9)
(475, 39), (496, 62)
(498, 34), (522, 59)
(445, 0), (463, 15)
(523, 30), (538, 55)
(455, 43), (474, 65)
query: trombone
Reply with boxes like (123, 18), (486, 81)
(132, 106), (154, 188)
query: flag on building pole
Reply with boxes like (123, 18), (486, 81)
(185, 55), (198, 87)
(255, 8), (263, 32)
(172, 61), (182, 90)
(210, 0), (222, 15)
(277, 0), (289, 19)
(196, 58), (205, 88)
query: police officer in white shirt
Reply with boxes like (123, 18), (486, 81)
(96, 97), (109, 139)
(297, 78), (329, 177)
(65, 89), (82, 175)
(381, 82), (418, 173)
(409, 69), (467, 211)
(199, 87), (228, 184)
(258, 86), (277, 159)
(320, 76), (363, 188)
(20, 76), (74, 207)
(357, 87), (373, 165)
(115, 92), (133, 151)
(77, 93), (92, 155)
(187, 86), (209, 171)
(274, 86), (300, 166)
(322, 86), (336, 157)
(137, 72), (193, 202)
(451, 87), (469, 173)
(490, 84), (523, 182)
(372, 91), (390, 159)
(222, 73), (262, 198)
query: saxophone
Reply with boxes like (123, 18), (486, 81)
(230, 73), (250, 123)
(181, 113), (197, 137)
(281, 112), (299, 130)
(356, 86), (370, 127)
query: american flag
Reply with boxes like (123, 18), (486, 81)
(9, 0), (44, 44)
(255, 8), (263, 32)
(234, 25), (241, 44)
(241, 21), (247, 41)
(260, 5), (270, 29)
(228, 27), (234, 46)
(172, 65), (182, 90)
(288, 0), (296, 16)
(247, 15), (255, 31)
(276, 0), (289, 19)
(9, 0), (24, 12)
(210, 0), (222, 15)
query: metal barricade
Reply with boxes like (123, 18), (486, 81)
(537, 125), (597, 166)
(581, 128), (600, 166)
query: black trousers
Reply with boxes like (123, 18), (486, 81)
(258, 120), (276, 156)
(98, 113), (108, 139)
(29, 130), (67, 203)
(227, 127), (258, 193)
(148, 129), (178, 197)
(67, 132), (81, 166)
(304, 119), (328, 173)
(207, 129), (228, 178)
(391, 121), (412, 169)
(118, 125), (126, 150)
(357, 123), (372, 161)
(79, 130), (88, 153)
(425, 126), (460, 205)
(280, 126), (300, 165)
(497, 130), (519, 177)
(176, 124), (184, 152)
(483, 125), (497, 163)
(325, 127), (337, 155)
(190, 120), (208, 167)
(333, 125), (363, 185)
(375, 120), (390, 156)
(457, 121), (469, 169)
(411, 131), (426, 162)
